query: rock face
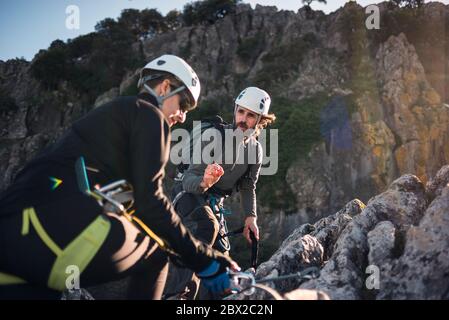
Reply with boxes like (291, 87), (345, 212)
(244, 166), (449, 300)
(236, 199), (365, 300)
(376, 33), (449, 185)
(425, 165), (449, 200)
(286, 32), (449, 222)
(367, 221), (396, 267)
(0, 59), (89, 191)
(376, 169), (449, 299)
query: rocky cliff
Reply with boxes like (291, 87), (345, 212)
(236, 165), (449, 300)
(286, 31), (449, 222)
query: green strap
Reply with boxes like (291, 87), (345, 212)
(18, 207), (111, 291)
(22, 207), (63, 256)
(0, 272), (26, 285)
(47, 215), (111, 291)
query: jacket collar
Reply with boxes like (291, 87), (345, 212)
(136, 92), (159, 109)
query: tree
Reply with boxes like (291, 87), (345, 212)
(302, 0), (327, 19)
(302, 0), (327, 7)
(67, 33), (97, 59)
(95, 18), (119, 36)
(109, 9), (168, 40)
(182, 0), (241, 26)
(118, 9), (142, 36)
(165, 10), (182, 31)
(31, 43), (69, 90)
(391, 0), (425, 8)
(49, 39), (66, 50)
(140, 8), (166, 37)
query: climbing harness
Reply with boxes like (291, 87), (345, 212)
(206, 192), (259, 271)
(207, 193), (232, 252)
(75, 156), (182, 259)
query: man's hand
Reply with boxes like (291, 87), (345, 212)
(243, 216), (259, 244)
(200, 163), (224, 189)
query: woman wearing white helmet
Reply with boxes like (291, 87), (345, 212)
(137, 54), (201, 126)
(0, 54), (238, 299)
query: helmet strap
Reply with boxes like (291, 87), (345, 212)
(143, 83), (186, 109)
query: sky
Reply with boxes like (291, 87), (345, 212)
(1, 0), (448, 61)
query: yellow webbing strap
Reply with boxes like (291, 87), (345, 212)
(129, 214), (166, 249)
(125, 212), (180, 259)
(0, 272), (27, 285)
(22, 207), (63, 256)
(47, 214), (110, 291)
(20, 207), (111, 291)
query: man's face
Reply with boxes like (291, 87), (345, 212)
(234, 105), (258, 132)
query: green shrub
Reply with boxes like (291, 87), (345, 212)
(31, 41), (70, 90)
(30, 8), (182, 103)
(182, 0), (240, 26)
(390, 0), (424, 8)
(67, 33), (96, 58)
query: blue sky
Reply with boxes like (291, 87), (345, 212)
(1, 0), (448, 61)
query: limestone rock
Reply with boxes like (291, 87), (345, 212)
(367, 221), (396, 267)
(300, 174), (427, 299)
(377, 185), (449, 299)
(425, 165), (449, 200)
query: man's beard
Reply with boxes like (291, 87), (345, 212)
(237, 121), (248, 130)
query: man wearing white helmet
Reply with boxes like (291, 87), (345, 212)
(168, 87), (276, 299)
(0, 54), (239, 299)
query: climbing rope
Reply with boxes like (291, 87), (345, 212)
(224, 266), (320, 300)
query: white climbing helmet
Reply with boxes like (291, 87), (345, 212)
(138, 54), (201, 108)
(235, 87), (271, 116)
